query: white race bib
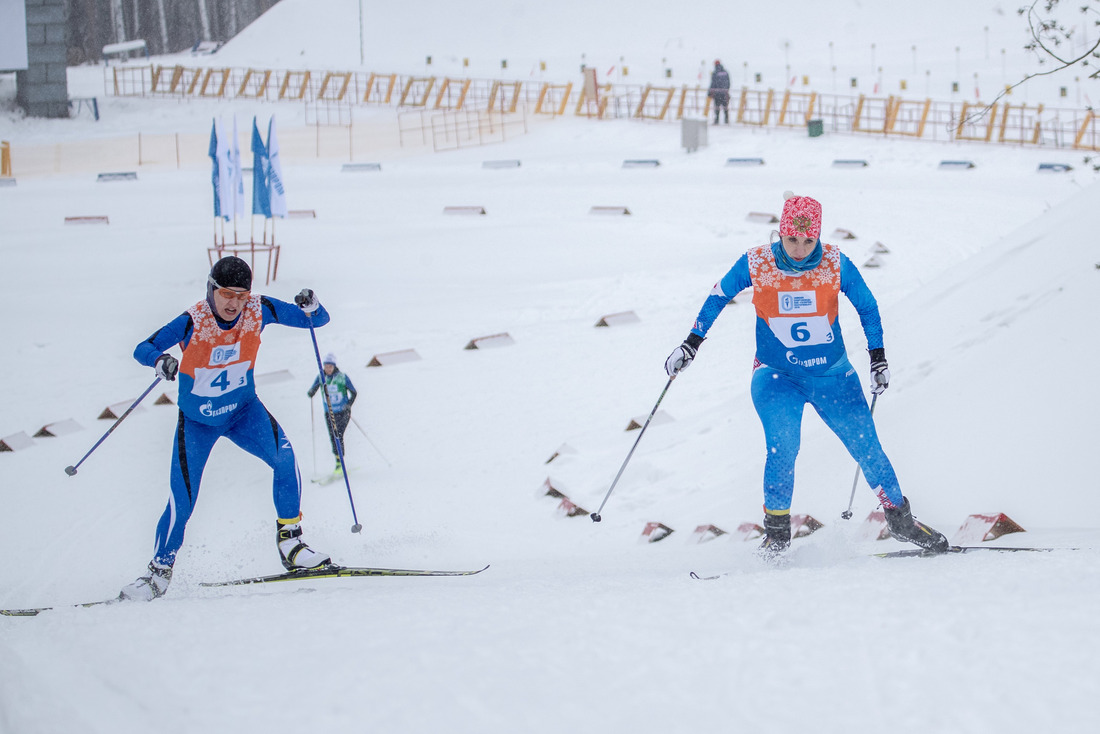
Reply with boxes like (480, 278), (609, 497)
(768, 316), (834, 348)
(192, 361), (252, 397)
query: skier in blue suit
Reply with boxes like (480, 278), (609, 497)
(665, 193), (949, 557)
(120, 256), (335, 601)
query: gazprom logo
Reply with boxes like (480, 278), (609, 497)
(209, 342), (241, 366)
(786, 350), (828, 368)
(200, 400), (238, 418)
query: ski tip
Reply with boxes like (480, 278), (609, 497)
(1, 607), (47, 617)
(1, 595), (120, 616)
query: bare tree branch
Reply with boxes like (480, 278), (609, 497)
(960, 0), (1099, 126)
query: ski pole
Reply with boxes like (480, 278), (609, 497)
(310, 395), (317, 475)
(65, 377), (162, 476)
(591, 376), (675, 523)
(841, 393), (878, 520)
(350, 415), (392, 467)
(306, 319), (362, 534)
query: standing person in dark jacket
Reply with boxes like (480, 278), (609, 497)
(307, 353), (357, 478)
(120, 256), (333, 602)
(709, 60), (731, 124)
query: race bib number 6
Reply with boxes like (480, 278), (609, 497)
(768, 316), (834, 348)
(193, 361), (252, 398)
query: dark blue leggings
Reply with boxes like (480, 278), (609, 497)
(750, 364), (902, 512)
(152, 400), (302, 566)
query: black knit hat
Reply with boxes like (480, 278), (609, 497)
(209, 256), (252, 290)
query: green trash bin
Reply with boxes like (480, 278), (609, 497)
(807, 119), (824, 138)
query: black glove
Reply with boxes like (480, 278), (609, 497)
(869, 347), (890, 395)
(154, 354), (178, 382)
(665, 333), (704, 376)
(294, 288), (319, 313)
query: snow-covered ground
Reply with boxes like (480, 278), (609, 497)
(2, 2), (1099, 733)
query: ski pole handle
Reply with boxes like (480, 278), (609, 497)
(65, 377), (162, 476)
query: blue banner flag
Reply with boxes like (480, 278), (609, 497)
(250, 117), (271, 218)
(230, 115), (245, 219)
(216, 118), (234, 221)
(267, 116), (287, 218)
(208, 118), (222, 219)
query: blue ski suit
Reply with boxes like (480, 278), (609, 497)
(134, 294), (329, 567)
(690, 241), (903, 513)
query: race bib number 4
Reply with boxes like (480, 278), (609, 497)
(768, 316), (834, 348)
(192, 361), (252, 397)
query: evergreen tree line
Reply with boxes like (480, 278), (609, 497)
(66, 0), (282, 64)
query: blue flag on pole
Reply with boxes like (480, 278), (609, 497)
(210, 118), (233, 221)
(208, 119), (222, 219)
(230, 115), (245, 219)
(267, 116), (287, 218)
(214, 117), (234, 220)
(216, 118), (234, 221)
(250, 117), (271, 218)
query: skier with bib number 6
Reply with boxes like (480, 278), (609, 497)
(664, 193), (949, 558)
(120, 256), (335, 601)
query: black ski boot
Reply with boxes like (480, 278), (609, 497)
(756, 512), (792, 560)
(883, 497), (950, 553)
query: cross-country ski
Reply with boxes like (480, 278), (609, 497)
(2, 565), (491, 615)
(689, 545), (1072, 579)
(871, 545), (1062, 559)
(200, 564), (491, 587)
(0, 597), (122, 617)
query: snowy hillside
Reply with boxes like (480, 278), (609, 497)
(213, 0), (1078, 106)
(1, 2), (1098, 733)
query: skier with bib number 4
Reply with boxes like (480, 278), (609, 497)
(120, 256), (335, 601)
(665, 192), (949, 559)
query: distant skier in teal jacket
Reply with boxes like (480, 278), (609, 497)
(308, 353), (357, 475)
